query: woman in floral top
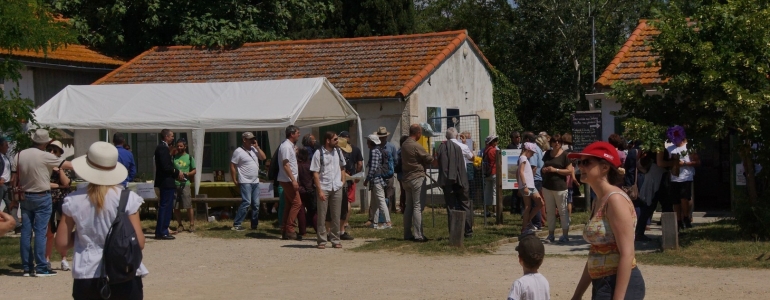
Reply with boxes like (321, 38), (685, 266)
(45, 141), (74, 272)
(568, 141), (645, 300)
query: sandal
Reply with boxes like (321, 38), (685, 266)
(168, 228), (178, 235)
(177, 224), (185, 232)
(333, 244), (342, 249)
(189, 225), (195, 233)
(317, 245), (326, 249)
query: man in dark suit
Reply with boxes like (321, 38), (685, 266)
(436, 127), (473, 238)
(155, 129), (182, 240)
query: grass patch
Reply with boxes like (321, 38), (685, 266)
(636, 220), (770, 269)
(0, 235), (71, 274)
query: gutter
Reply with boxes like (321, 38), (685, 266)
(346, 97), (403, 103)
(14, 59), (118, 73)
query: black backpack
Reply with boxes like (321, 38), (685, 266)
(267, 146), (281, 181)
(99, 189), (143, 299)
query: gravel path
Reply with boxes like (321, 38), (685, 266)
(3, 232), (768, 299)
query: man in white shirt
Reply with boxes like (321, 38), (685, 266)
(230, 132), (266, 231)
(310, 131), (346, 248)
(0, 137), (20, 228)
(15, 129), (73, 277)
(448, 127), (474, 164)
(279, 125), (302, 240)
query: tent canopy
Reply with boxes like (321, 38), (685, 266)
(35, 77), (359, 131)
(35, 78), (363, 195)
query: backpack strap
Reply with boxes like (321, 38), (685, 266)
(118, 189), (130, 216)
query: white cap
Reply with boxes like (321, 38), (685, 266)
(367, 134), (381, 145)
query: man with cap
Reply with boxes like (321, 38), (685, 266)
(154, 129), (183, 240)
(483, 135), (499, 216)
(14, 129), (73, 277)
(375, 126), (398, 212)
(230, 132), (266, 231)
(364, 133), (391, 229)
(112, 132), (136, 187)
(338, 131), (362, 240)
(508, 234), (550, 300)
(436, 128), (473, 238)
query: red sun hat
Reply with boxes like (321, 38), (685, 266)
(567, 141), (621, 168)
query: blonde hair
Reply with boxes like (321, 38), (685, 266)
(535, 135), (550, 151)
(87, 184), (117, 211)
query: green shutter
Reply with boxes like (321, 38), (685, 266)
(210, 132), (230, 173)
(480, 119), (490, 142)
(319, 122), (351, 138)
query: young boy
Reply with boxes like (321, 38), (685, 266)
(508, 234), (550, 300)
(519, 142), (543, 235)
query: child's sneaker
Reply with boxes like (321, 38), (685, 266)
(61, 259), (71, 271)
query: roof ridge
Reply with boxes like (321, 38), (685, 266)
(595, 20), (649, 89)
(93, 46), (158, 85)
(158, 30), (470, 51)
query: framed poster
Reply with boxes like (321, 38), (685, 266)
(427, 107), (442, 133)
(501, 149), (522, 189)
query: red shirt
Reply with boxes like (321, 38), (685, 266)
(484, 146), (497, 175)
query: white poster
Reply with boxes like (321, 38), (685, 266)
(501, 149), (522, 190)
(135, 183), (158, 199)
(736, 163), (746, 186)
(259, 182), (274, 199)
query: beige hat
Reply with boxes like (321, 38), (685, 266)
(375, 126), (390, 137)
(72, 141), (128, 186)
(338, 137), (353, 153)
(242, 132), (255, 139)
(49, 140), (64, 151)
(367, 134), (381, 145)
(31, 129), (52, 144)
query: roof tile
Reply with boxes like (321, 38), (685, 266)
(595, 20), (665, 89)
(95, 31), (491, 99)
(8, 44), (125, 67)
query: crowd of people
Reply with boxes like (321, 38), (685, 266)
(0, 123), (702, 300)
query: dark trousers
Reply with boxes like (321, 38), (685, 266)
(73, 277), (143, 300)
(300, 192), (317, 234)
(443, 183), (473, 235)
(155, 188), (175, 237)
(591, 267), (645, 300)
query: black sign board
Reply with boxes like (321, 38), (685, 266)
(571, 111), (602, 152)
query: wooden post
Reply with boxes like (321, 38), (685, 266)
(196, 194), (209, 222)
(449, 209), (465, 247)
(495, 148), (504, 225)
(660, 212), (679, 250)
(359, 188), (368, 213)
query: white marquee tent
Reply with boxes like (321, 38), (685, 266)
(35, 77), (362, 194)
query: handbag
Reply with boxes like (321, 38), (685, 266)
(622, 150), (639, 201)
(12, 152), (25, 202)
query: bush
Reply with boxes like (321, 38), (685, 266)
(733, 199), (770, 240)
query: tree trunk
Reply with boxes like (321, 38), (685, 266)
(738, 144), (758, 203)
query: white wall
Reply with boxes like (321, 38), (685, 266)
(411, 40), (495, 141)
(353, 101), (404, 155)
(601, 97), (621, 141)
(15, 68), (35, 102)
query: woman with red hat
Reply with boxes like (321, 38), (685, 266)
(569, 141), (645, 300)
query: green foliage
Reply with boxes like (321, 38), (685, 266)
(1, 0), (75, 150)
(733, 199), (770, 240)
(288, 0), (415, 39)
(611, 0), (770, 201)
(491, 69), (522, 147)
(53, 0), (335, 58)
(621, 118), (667, 152)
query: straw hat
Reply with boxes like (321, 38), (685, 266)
(72, 142), (128, 186)
(375, 126), (390, 137)
(31, 129), (52, 144)
(338, 137), (353, 153)
(49, 140), (64, 152)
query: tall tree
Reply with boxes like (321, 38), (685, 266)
(52, 0), (335, 58)
(611, 0), (770, 203)
(1, 0), (75, 149)
(288, 0), (415, 39)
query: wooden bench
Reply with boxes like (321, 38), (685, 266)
(142, 195), (279, 221)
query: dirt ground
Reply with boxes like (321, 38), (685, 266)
(3, 233), (769, 299)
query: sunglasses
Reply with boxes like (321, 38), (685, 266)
(579, 158), (595, 167)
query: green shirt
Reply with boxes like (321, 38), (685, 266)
(174, 153), (196, 186)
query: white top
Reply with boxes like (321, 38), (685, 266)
(14, 148), (64, 192)
(451, 139), (474, 164)
(518, 155), (535, 189)
(278, 139), (298, 182)
(61, 188), (149, 279)
(507, 273), (550, 300)
(231, 146), (260, 184)
(667, 144), (695, 182)
(310, 147), (346, 191)
(1, 153), (11, 182)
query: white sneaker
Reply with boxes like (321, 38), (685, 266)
(23, 271), (32, 277)
(61, 259), (71, 271)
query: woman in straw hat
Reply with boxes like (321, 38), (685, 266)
(45, 140), (72, 272)
(56, 142), (147, 299)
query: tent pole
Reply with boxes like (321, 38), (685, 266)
(357, 116), (366, 211)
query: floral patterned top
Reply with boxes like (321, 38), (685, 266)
(583, 191), (637, 279)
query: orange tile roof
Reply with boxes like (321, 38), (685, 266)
(595, 20), (665, 90)
(94, 30), (491, 99)
(10, 44), (125, 67)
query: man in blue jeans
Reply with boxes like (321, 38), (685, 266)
(230, 132), (266, 231)
(14, 129), (73, 277)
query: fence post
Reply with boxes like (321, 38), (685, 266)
(359, 188), (368, 213)
(661, 212), (679, 250)
(495, 148), (503, 225)
(449, 209), (465, 247)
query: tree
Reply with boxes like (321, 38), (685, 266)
(1, 0), (75, 149)
(52, 0), (335, 58)
(288, 0), (415, 39)
(611, 0), (770, 203)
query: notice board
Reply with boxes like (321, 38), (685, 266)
(571, 111), (602, 152)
